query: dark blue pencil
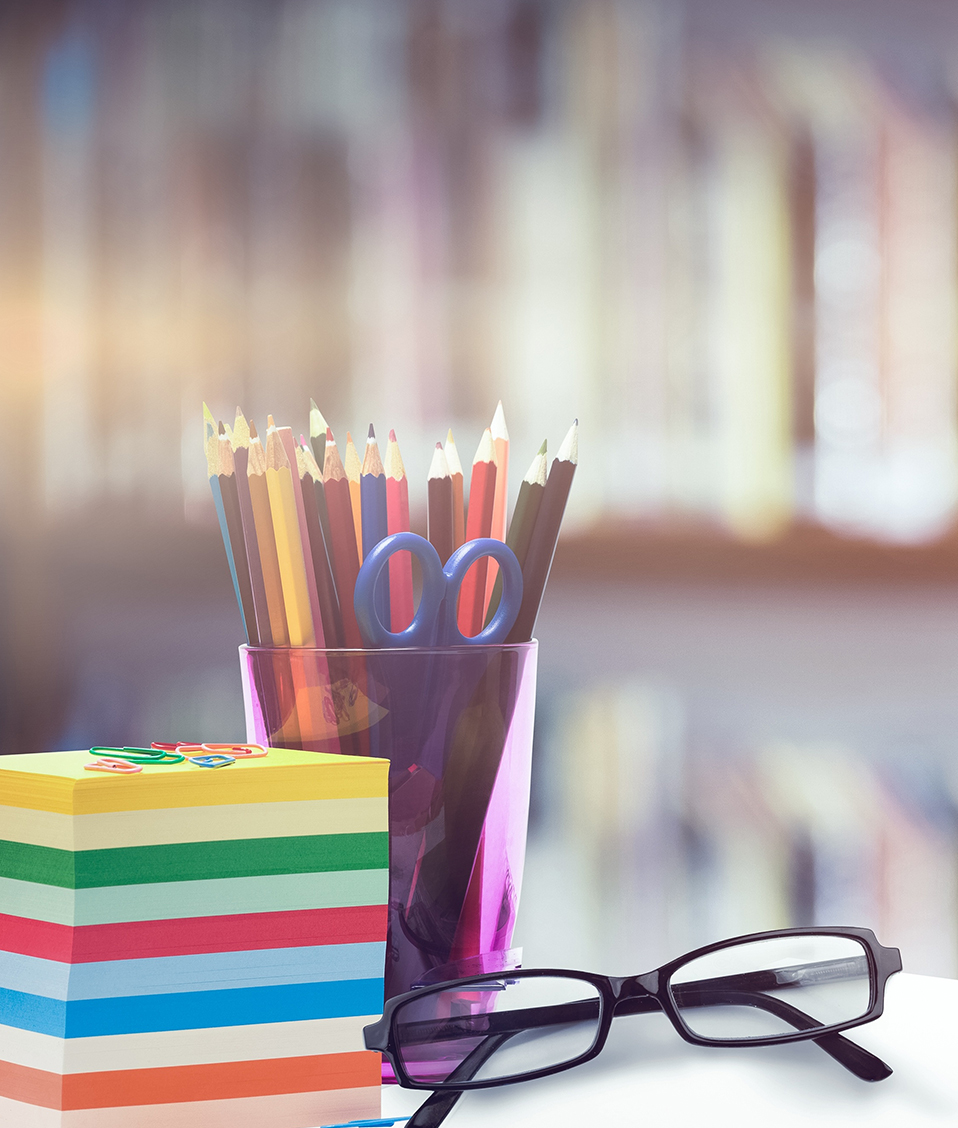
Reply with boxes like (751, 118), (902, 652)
(360, 424), (390, 629)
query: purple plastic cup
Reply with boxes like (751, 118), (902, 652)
(239, 642), (537, 1008)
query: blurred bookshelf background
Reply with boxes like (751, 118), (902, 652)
(5, 0), (958, 974)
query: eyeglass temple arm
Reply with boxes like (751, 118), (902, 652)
(662, 983), (891, 1082)
(405, 1032), (514, 1128)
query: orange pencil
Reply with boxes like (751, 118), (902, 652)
(265, 428), (318, 647)
(445, 429), (465, 550)
(483, 400), (509, 612)
(270, 416), (325, 643)
(344, 431), (364, 563)
(385, 429), (414, 631)
(456, 428), (497, 636)
(323, 428), (364, 648)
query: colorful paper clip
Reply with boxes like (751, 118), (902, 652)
(187, 754), (236, 769)
(201, 742), (268, 758)
(158, 742), (267, 759)
(320, 1119), (410, 1128)
(84, 757), (143, 775)
(89, 746), (186, 765)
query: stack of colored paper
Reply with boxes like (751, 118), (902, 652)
(0, 747), (389, 1127)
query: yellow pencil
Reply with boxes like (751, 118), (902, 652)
(344, 430), (364, 562)
(265, 428), (318, 647)
(247, 422), (290, 647)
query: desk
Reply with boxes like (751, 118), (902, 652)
(378, 973), (958, 1126)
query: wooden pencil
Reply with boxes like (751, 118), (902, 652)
(296, 443), (344, 648)
(483, 400), (510, 613)
(217, 424), (259, 644)
(247, 421), (290, 646)
(445, 429), (466, 550)
(344, 431), (364, 563)
(385, 428), (414, 631)
(308, 398), (327, 479)
(506, 420), (578, 643)
(301, 433), (335, 557)
(272, 417), (325, 642)
(456, 428), (498, 636)
(265, 428), (318, 647)
(323, 428), (364, 648)
(427, 442), (455, 566)
(205, 420), (252, 642)
(360, 424), (390, 628)
(231, 409), (272, 645)
(484, 439), (547, 627)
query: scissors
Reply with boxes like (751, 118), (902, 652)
(354, 533), (522, 648)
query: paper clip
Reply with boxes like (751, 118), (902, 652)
(91, 746), (186, 765)
(187, 754), (236, 769)
(84, 758), (143, 775)
(320, 1119), (410, 1128)
(200, 743), (268, 758)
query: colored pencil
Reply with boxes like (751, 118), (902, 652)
(456, 428), (497, 636)
(247, 422), (290, 647)
(232, 409), (273, 645)
(265, 428), (318, 647)
(385, 429), (414, 632)
(217, 424), (259, 644)
(205, 419), (251, 642)
(344, 431), (364, 563)
(308, 398), (327, 479)
(296, 442), (344, 648)
(272, 417), (325, 642)
(445, 429), (465, 550)
(427, 442), (455, 566)
(323, 428), (364, 649)
(484, 439), (547, 627)
(301, 432), (334, 551)
(360, 424), (390, 629)
(483, 401), (510, 613)
(506, 420), (578, 643)
(203, 401), (216, 439)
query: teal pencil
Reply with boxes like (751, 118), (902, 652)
(205, 418), (252, 642)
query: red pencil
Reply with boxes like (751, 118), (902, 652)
(385, 429), (414, 632)
(322, 428), (363, 648)
(445, 429), (465, 550)
(456, 427), (497, 636)
(427, 442), (455, 566)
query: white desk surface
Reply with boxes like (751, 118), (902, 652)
(378, 973), (958, 1127)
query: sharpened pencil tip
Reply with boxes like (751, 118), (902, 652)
(389, 428), (397, 442)
(218, 421), (226, 434)
(249, 420), (259, 439)
(267, 414), (276, 429)
(326, 427), (334, 441)
(538, 439), (547, 455)
(367, 423), (375, 440)
(310, 397), (318, 411)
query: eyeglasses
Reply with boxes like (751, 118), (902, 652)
(363, 927), (902, 1128)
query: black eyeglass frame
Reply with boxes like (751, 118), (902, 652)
(364, 926), (902, 1091)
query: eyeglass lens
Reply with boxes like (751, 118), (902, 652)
(394, 976), (603, 1086)
(667, 934), (873, 1040)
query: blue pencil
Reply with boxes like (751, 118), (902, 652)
(360, 424), (390, 630)
(205, 421), (249, 640)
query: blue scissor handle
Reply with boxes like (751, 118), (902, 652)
(354, 532), (523, 648)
